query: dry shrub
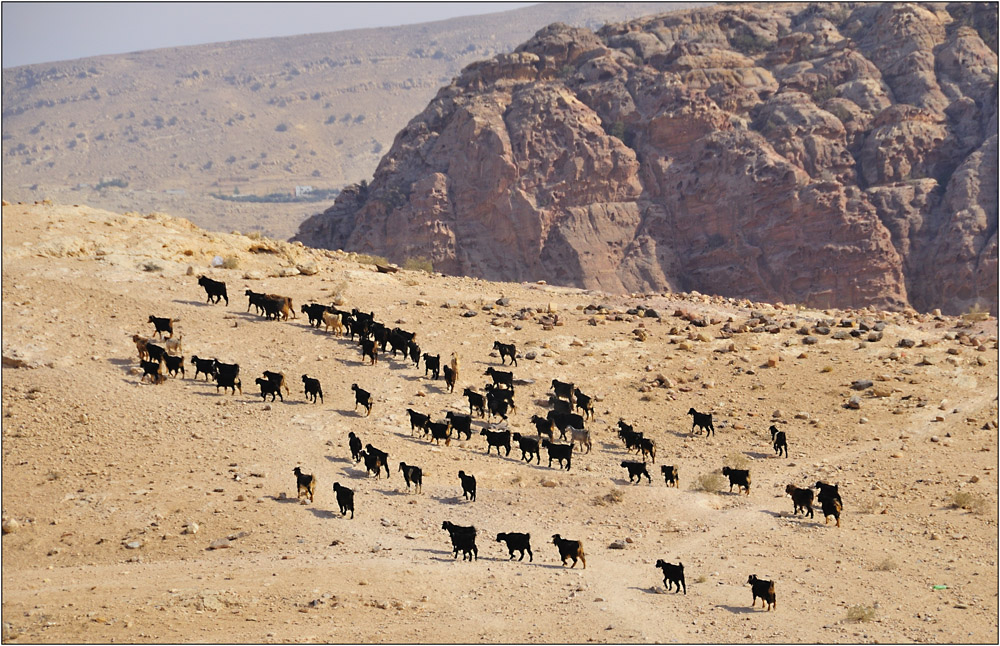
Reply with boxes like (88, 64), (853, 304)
(355, 253), (388, 266)
(691, 472), (724, 493)
(846, 605), (877, 622)
(402, 256), (433, 273)
(951, 491), (987, 513)
(142, 260), (163, 272)
(592, 488), (625, 506)
(220, 256), (240, 269)
(873, 557), (897, 571)
(725, 452), (750, 470)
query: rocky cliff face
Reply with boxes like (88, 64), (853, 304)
(294, 3), (998, 314)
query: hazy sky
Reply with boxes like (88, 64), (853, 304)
(1, 2), (537, 68)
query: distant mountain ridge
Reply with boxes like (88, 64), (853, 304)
(293, 2), (998, 315)
(1, 2), (697, 239)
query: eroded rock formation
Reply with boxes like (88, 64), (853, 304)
(295, 3), (998, 314)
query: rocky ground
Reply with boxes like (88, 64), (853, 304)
(2, 202), (997, 643)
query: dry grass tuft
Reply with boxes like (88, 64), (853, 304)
(592, 488), (625, 506)
(846, 605), (877, 622)
(691, 472), (724, 493)
(950, 491), (987, 514)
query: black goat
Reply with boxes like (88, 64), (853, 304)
(661, 465), (679, 487)
(301, 374), (323, 403)
(301, 303), (330, 328)
(458, 470), (477, 501)
(485, 388), (513, 421)
(357, 451), (381, 479)
(245, 289), (267, 314)
(770, 425), (788, 458)
(348, 432), (363, 463)
(480, 428), (511, 456)
(815, 481), (843, 527)
(464, 388), (486, 418)
(542, 440), (573, 470)
(213, 360), (241, 395)
(352, 383), (373, 416)
(722, 467), (751, 495)
(445, 412), (473, 440)
(407, 339), (421, 367)
(197, 275), (228, 305)
(148, 315), (175, 339)
(190, 355), (217, 381)
(360, 338), (378, 365)
(485, 367), (514, 389)
(442, 521), (477, 561)
(621, 460), (651, 484)
(688, 408), (715, 437)
(496, 532), (532, 561)
(292, 466), (315, 503)
(551, 379), (575, 402)
(427, 420), (452, 446)
(443, 364), (457, 393)
(639, 436), (656, 463)
(551, 534), (585, 568)
(493, 341), (517, 366)
(398, 462), (423, 493)
(139, 359), (166, 384)
(423, 353), (441, 380)
(512, 433), (540, 464)
(407, 408), (431, 436)
(255, 377), (283, 402)
(365, 444), (390, 479)
(332, 482), (354, 518)
(785, 484), (814, 519)
(747, 575), (776, 611)
(530, 415), (554, 440)
(262, 370), (289, 396)
(547, 410), (585, 440)
(163, 353), (185, 378)
(572, 388), (594, 420)
(655, 560), (686, 594)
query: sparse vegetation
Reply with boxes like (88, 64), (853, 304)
(592, 488), (625, 506)
(220, 255), (240, 269)
(354, 253), (389, 267)
(725, 452), (750, 470)
(962, 302), (991, 322)
(403, 256), (434, 274)
(210, 188), (339, 204)
(728, 32), (774, 55)
(142, 260), (164, 272)
(873, 557), (898, 571)
(846, 605), (877, 623)
(691, 472), (724, 493)
(950, 491), (987, 514)
(95, 178), (128, 190)
(811, 84), (837, 104)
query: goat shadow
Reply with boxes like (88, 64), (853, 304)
(629, 586), (679, 596)
(664, 429), (692, 439)
(743, 451), (772, 460)
(715, 604), (759, 615)
(382, 488), (421, 497)
(267, 495), (306, 505)
(323, 455), (353, 465)
(108, 358), (133, 368)
(336, 409), (372, 418)
(307, 509), (340, 520)
(170, 299), (222, 308)
(430, 495), (468, 505)
(612, 478), (654, 487)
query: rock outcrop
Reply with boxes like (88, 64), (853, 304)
(295, 3), (998, 314)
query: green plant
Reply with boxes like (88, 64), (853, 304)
(846, 605), (877, 623)
(691, 472), (724, 493)
(811, 84), (836, 104)
(403, 256), (434, 274)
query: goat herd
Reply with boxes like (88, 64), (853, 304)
(126, 274), (851, 611)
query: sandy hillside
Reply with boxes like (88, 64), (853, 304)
(1, 202), (997, 644)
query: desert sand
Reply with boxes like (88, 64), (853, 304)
(1, 202), (997, 643)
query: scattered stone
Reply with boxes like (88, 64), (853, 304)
(208, 538), (231, 550)
(846, 396), (862, 410)
(2, 518), (20, 534)
(608, 541), (627, 550)
(183, 522), (199, 535)
(898, 338), (916, 348)
(125, 541), (142, 550)
(803, 336), (818, 345)
(852, 379), (873, 390)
